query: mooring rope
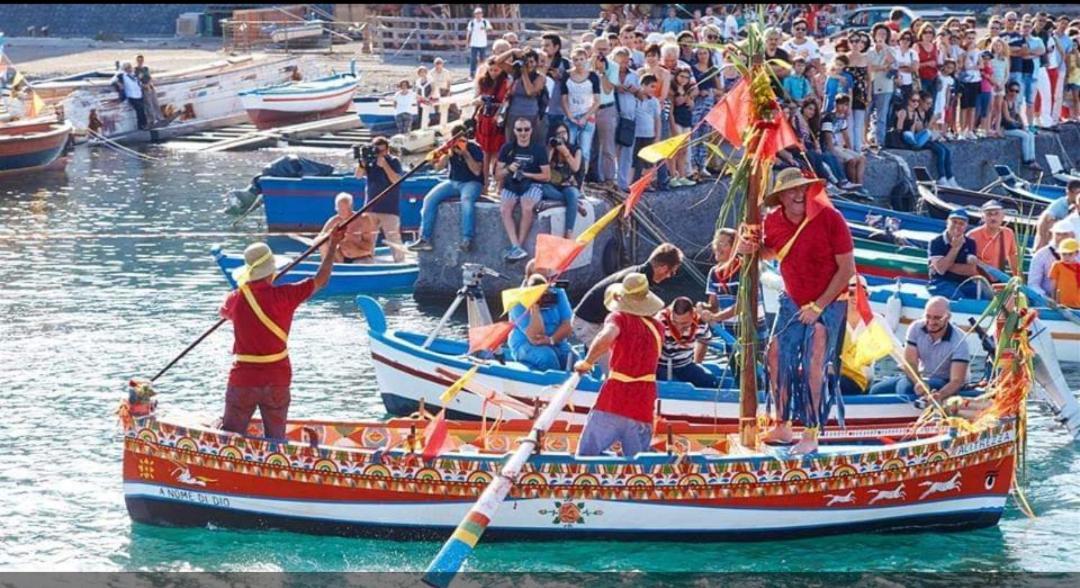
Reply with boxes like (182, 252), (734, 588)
(82, 127), (166, 162)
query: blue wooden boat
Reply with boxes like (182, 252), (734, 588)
(212, 246), (417, 296)
(260, 172), (443, 232)
(0, 119), (72, 176)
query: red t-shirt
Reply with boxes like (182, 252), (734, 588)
(764, 206), (854, 307)
(917, 43), (939, 81)
(593, 312), (663, 424)
(219, 278), (316, 387)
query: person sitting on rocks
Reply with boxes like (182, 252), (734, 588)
(496, 118), (550, 262)
(407, 124), (484, 253)
(319, 193), (375, 263)
(656, 296), (718, 388)
(509, 274), (574, 371)
(540, 122), (588, 239)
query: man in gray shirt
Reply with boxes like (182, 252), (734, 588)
(868, 296), (971, 405)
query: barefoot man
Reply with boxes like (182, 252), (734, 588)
(737, 168), (855, 454)
(319, 192), (376, 263)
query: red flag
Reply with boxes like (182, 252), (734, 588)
(468, 321), (514, 354)
(534, 232), (585, 274)
(759, 111), (802, 161)
(623, 169), (655, 218)
(803, 172), (834, 221)
(705, 78), (750, 146)
(853, 276), (874, 326)
(421, 411), (450, 461)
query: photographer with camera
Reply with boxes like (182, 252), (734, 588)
(502, 48), (548, 145)
(474, 41), (513, 189)
(541, 33), (571, 139)
(496, 119), (550, 262)
(353, 136), (405, 262)
(509, 273), (574, 372)
(591, 37), (620, 187)
(407, 123), (484, 253)
(541, 123), (586, 239)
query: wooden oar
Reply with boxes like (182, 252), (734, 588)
(422, 372), (582, 588)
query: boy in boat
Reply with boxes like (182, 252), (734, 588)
(219, 229), (343, 440)
(656, 297), (718, 388)
(574, 273), (665, 457)
(319, 192), (376, 263)
(1050, 238), (1080, 308)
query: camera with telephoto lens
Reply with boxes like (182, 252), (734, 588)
(539, 280), (570, 308)
(512, 60), (525, 77)
(548, 136), (564, 148)
(353, 143), (378, 168)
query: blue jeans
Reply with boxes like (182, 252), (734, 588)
(902, 129), (931, 149)
(567, 118), (596, 178)
(805, 149), (843, 183)
(469, 47), (486, 77)
(1004, 128), (1036, 162)
(770, 294), (847, 428)
(577, 409), (653, 457)
(511, 340), (572, 372)
(617, 139), (635, 190)
(657, 361), (719, 389)
(820, 150), (849, 183)
(869, 374), (948, 402)
(657, 108), (671, 188)
(540, 183), (581, 234)
(903, 132), (953, 178)
(395, 113), (413, 135)
(976, 91), (992, 123)
(851, 109), (866, 153)
(871, 92), (893, 147)
(419, 179), (482, 240)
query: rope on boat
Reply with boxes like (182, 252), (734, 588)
(81, 127), (165, 162)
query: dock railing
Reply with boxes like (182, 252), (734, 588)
(373, 16), (597, 63)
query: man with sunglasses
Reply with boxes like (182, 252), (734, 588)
(783, 18), (821, 67)
(496, 120), (550, 262)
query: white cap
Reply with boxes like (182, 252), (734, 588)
(1052, 220), (1075, 235)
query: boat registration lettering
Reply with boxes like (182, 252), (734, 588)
(159, 486), (231, 508)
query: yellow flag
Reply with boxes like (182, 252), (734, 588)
(12, 70), (25, 89)
(637, 132), (691, 164)
(439, 365), (479, 404)
(575, 203), (624, 245)
(843, 319), (896, 371)
(28, 91), (46, 118)
(500, 284), (547, 315)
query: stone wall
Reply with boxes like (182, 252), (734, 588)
(0, 4), (207, 37)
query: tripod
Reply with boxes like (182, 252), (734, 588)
(422, 263), (505, 348)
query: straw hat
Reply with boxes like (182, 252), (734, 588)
(763, 168), (824, 208)
(242, 242), (276, 283)
(604, 272), (664, 317)
(1061, 238), (1080, 255)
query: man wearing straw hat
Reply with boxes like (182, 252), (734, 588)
(738, 168), (855, 455)
(574, 273), (665, 457)
(218, 230), (343, 440)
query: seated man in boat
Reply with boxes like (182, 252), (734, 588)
(1029, 220), (1075, 297)
(572, 243), (683, 366)
(868, 296), (970, 407)
(509, 274), (574, 371)
(1035, 179), (1080, 250)
(967, 200), (1019, 281)
(656, 297), (718, 388)
(319, 192), (376, 263)
(407, 124), (484, 253)
(219, 229), (343, 440)
(574, 273), (665, 457)
(927, 209), (988, 300)
(354, 136), (406, 262)
(1050, 238), (1080, 308)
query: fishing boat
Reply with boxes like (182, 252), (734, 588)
(33, 55), (314, 142)
(914, 167), (1044, 229)
(1045, 155), (1080, 185)
(212, 247), (417, 296)
(260, 172), (443, 232)
(0, 118), (73, 177)
(240, 72), (358, 130)
(355, 80), (475, 132)
(356, 295), (976, 426)
(270, 22), (325, 45)
(992, 164), (1066, 200)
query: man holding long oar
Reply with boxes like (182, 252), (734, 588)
(219, 228), (343, 440)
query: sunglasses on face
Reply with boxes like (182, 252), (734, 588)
(515, 127), (531, 132)
(795, 27), (806, 32)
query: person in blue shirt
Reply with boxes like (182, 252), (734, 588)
(927, 209), (988, 299)
(660, 7), (686, 34)
(355, 136), (405, 262)
(781, 56), (812, 103)
(509, 274), (574, 371)
(408, 124), (485, 253)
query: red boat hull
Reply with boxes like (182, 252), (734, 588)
(244, 100), (352, 130)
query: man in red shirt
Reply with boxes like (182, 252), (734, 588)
(574, 273), (665, 457)
(739, 168), (855, 455)
(219, 229), (343, 439)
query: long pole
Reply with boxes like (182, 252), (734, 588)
(739, 137), (762, 449)
(148, 128), (470, 383)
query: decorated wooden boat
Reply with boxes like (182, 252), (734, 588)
(914, 168), (1043, 229)
(212, 246), (417, 296)
(121, 408), (1020, 540)
(239, 72), (358, 130)
(355, 296), (977, 426)
(0, 118), (72, 177)
(260, 172), (443, 233)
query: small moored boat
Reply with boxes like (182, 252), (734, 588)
(212, 247), (417, 296)
(239, 72), (359, 130)
(0, 118), (73, 177)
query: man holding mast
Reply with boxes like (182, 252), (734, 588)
(219, 229), (343, 440)
(738, 168), (855, 455)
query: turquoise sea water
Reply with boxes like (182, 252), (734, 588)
(2, 146), (1080, 573)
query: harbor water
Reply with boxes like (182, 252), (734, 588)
(2, 146), (1080, 572)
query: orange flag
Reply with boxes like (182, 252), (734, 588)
(468, 321), (514, 354)
(421, 410), (450, 461)
(758, 111), (802, 161)
(705, 78), (750, 146)
(534, 233), (585, 275)
(623, 169), (655, 219)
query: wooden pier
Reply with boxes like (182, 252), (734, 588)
(161, 112), (371, 152)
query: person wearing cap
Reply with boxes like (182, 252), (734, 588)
(354, 135), (405, 262)
(737, 167), (855, 455)
(967, 200), (1020, 279)
(1050, 238), (1080, 308)
(1035, 179), (1080, 249)
(319, 192), (376, 263)
(927, 209), (986, 299)
(509, 274), (574, 372)
(219, 229), (344, 440)
(1029, 220), (1075, 297)
(574, 272), (665, 457)
(466, 7), (493, 78)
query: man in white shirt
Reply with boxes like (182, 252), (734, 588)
(112, 61), (147, 130)
(782, 18), (821, 67)
(466, 7), (492, 77)
(1029, 221), (1075, 296)
(723, 7), (740, 42)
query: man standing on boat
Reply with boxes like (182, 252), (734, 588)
(967, 200), (1020, 280)
(737, 168), (855, 455)
(112, 61), (148, 131)
(574, 273), (665, 457)
(354, 136), (406, 262)
(219, 230), (343, 440)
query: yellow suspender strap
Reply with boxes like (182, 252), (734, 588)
(776, 217), (811, 262)
(235, 284), (289, 363)
(609, 371), (658, 383)
(639, 316), (663, 355)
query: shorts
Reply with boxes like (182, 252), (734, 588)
(1067, 83), (1080, 93)
(500, 184), (543, 203)
(960, 81), (981, 109)
(222, 384), (290, 440)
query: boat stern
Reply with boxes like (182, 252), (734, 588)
(356, 295), (387, 334)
